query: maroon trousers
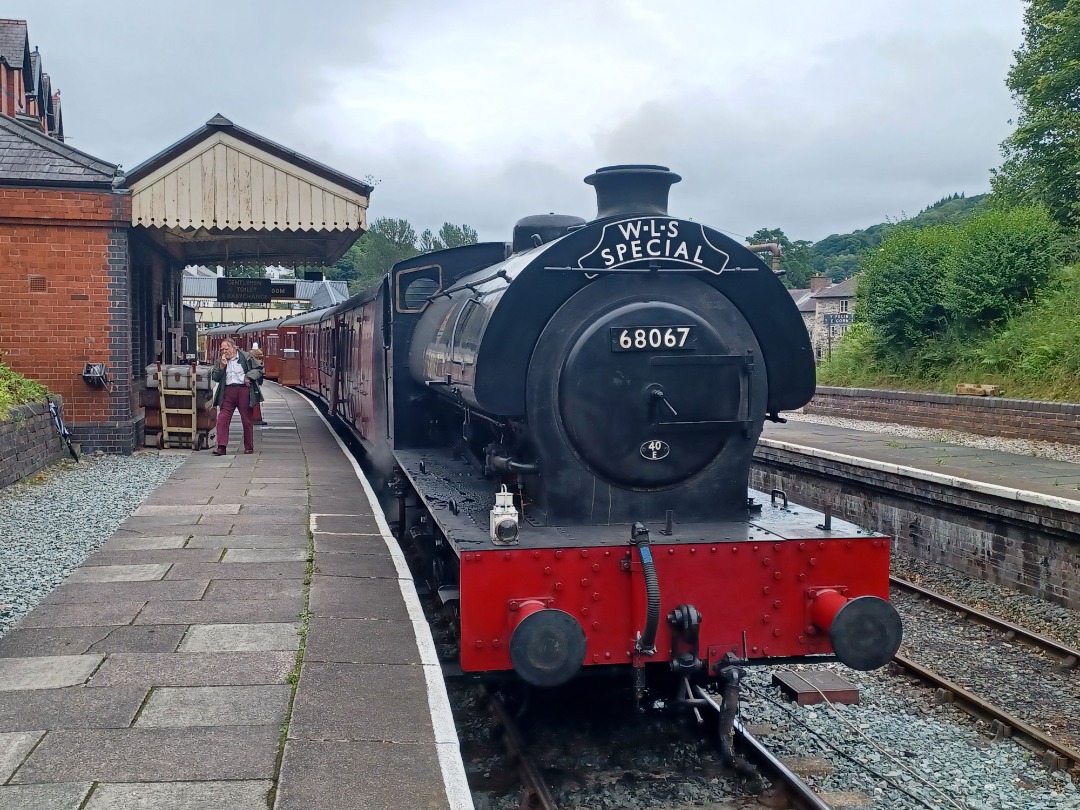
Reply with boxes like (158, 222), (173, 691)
(216, 384), (254, 452)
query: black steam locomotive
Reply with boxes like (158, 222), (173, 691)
(229, 165), (902, 694)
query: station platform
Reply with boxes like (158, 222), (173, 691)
(0, 383), (471, 810)
(761, 417), (1080, 509)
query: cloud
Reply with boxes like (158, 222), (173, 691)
(22, 0), (1023, 244)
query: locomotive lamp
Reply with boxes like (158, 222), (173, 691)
(489, 485), (519, 545)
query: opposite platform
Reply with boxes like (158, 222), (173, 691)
(0, 383), (471, 810)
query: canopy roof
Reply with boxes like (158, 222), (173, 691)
(122, 114), (372, 266)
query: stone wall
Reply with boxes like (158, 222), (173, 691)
(0, 401), (66, 488)
(752, 446), (1080, 610)
(806, 386), (1080, 445)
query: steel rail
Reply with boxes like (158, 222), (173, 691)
(484, 688), (559, 810)
(891, 576), (1080, 667)
(891, 653), (1080, 769)
(691, 685), (834, 810)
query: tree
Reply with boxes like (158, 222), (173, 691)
(334, 218), (420, 293)
(857, 225), (956, 355)
(940, 206), (1060, 330)
(746, 227), (815, 288)
(992, 0), (1080, 227)
(419, 223), (479, 253)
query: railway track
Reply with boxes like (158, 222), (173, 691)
(890, 575), (1080, 772)
(475, 683), (835, 810)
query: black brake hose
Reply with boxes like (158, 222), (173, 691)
(637, 542), (660, 653)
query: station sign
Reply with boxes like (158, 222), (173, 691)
(824, 313), (854, 326)
(216, 278), (296, 303)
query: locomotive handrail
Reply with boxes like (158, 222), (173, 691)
(427, 268), (511, 301)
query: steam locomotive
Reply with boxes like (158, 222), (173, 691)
(209, 165), (902, 692)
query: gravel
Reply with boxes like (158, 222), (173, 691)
(741, 663), (1080, 809)
(784, 410), (1080, 464)
(0, 450), (186, 638)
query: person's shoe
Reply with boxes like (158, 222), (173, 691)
(212, 447), (227, 456)
(243, 449), (254, 454)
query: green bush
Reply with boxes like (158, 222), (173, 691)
(941, 206), (1060, 330)
(0, 360), (48, 419)
(857, 225), (956, 356)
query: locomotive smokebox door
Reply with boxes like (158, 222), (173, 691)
(536, 275), (767, 492)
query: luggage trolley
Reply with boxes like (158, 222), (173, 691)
(150, 363), (216, 450)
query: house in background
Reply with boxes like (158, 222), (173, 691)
(788, 274), (857, 361)
(0, 20), (62, 139)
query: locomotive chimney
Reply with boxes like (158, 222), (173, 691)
(585, 164), (682, 220)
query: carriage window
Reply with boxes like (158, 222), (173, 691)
(396, 265), (442, 313)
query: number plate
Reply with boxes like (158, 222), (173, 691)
(611, 325), (696, 352)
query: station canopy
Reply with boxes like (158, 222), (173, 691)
(121, 114), (372, 266)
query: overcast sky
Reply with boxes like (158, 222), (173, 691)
(24, 1), (1023, 244)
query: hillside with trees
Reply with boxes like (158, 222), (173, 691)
(751, 193), (987, 289)
(809, 0), (1080, 402)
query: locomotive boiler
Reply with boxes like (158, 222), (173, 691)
(382, 165), (902, 689)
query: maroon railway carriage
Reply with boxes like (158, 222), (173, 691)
(283, 165), (902, 696)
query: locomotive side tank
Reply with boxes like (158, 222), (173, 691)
(378, 166), (901, 688)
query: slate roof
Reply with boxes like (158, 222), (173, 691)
(0, 19), (29, 72)
(813, 275), (858, 299)
(0, 113), (116, 187)
(182, 276), (350, 306)
(788, 287), (816, 314)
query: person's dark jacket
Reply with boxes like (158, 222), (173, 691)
(211, 349), (264, 408)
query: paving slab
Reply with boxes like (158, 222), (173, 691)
(135, 597), (304, 625)
(0, 657), (102, 691)
(0, 731), (44, 782)
(242, 489), (307, 498)
(85, 626), (189, 654)
(83, 780), (272, 810)
(11, 726), (280, 783)
(98, 535), (188, 551)
(194, 516), (307, 530)
(311, 514), (382, 535)
(275, 740), (448, 810)
(135, 685), (292, 728)
(0, 686), (146, 731)
(12, 602), (146, 629)
(120, 515), (201, 529)
(185, 533), (308, 549)
(237, 503), (308, 517)
(313, 552), (398, 579)
(133, 504), (240, 516)
(303, 617), (421, 666)
(177, 623), (300, 653)
(251, 478), (307, 485)
(313, 533), (392, 554)
(66, 565), (169, 584)
(0, 782), (91, 810)
(308, 576), (409, 622)
(0, 628), (116, 658)
(289, 662), (433, 742)
(88, 652), (296, 688)
(41, 580), (208, 606)
(221, 548), (308, 563)
(201, 579), (305, 602)
(164, 561), (307, 581)
(81, 550), (221, 567)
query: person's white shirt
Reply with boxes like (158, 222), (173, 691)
(224, 356), (245, 386)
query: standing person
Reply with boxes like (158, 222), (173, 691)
(211, 339), (263, 455)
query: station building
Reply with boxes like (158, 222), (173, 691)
(0, 107), (371, 453)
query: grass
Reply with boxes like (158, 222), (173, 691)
(819, 264), (1080, 402)
(0, 360), (48, 419)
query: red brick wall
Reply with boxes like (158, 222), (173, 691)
(0, 188), (134, 444)
(805, 387), (1080, 445)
